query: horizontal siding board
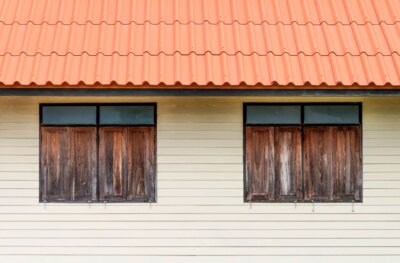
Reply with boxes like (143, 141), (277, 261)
(158, 122), (241, 131)
(363, 148), (400, 156)
(0, 188), (397, 198)
(2, 256), (400, 263)
(157, 156), (242, 164)
(0, 147), (38, 155)
(0, 156), (38, 164)
(3, 197), (400, 206)
(158, 139), (241, 148)
(0, 139), (38, 147)
(2, 238), (400, 247)
(1, 204), (400, 214)
(0, 97), (399, 260)
(157, 164), (243, 172)
(158, 131), (242, 139)
(1, 247), (400, 256)
(2, 221), (400, 230)
(0, 213), (399, 221)
(0, 130), (39, 139)
(158, 148), (243, 156)
(2, 229), (400, 239)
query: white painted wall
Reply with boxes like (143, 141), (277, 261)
(0, 96), (399, 263)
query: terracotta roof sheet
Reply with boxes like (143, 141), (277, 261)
(0, 0), (399, 87)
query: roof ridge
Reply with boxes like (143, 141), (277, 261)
(1, 20), (400, 26)
(1, 80), (397, 87)
(1, 51), (399, 57)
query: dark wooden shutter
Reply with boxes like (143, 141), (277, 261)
(304, 126), (361, 201)
(69, 127), (97, 201)
(126, 127), (156, 201)
(245, 127), (302, 202)
(40, 127), (70, 201)
(99, 127), (127, 201)
(274, 127), (302, 201)
(303, 127), (333, 201)
(245, 127), (275, 201)
(333, 126), (362, 201)
(41, 127), (97, 202)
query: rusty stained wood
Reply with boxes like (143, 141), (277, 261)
(303, 126), (361, 202)
(274, 127), (302, 201)
(40, 127), (97, 202)
(333, 126), (362, 201)
(127, 127), (156, 202)
(99, 127), (126, 201)
(245, 126), (302, 202)
(40, 127), (70, 201)
(99, 127), (156, 202)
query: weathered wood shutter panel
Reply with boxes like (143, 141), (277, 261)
(40, 127), (70, 201)
(245, 127), (275, 201)
(304, 126), (361, 201)
(333, 126), (362, 201)
(69, 128), (97, 201)
(274, 127), (302, 201)
(41, 127), (97, 201)
(303, 127), (334, 200)
(99, 127), (126, 201)
(126, 127), (156, 201)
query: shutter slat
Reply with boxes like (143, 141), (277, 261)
(333, 126), (362, 201)
(40, 127), (70, 202)
(304, 127), (333, 201)
(127, 127), (156, 202)
(70, 127), (97, 201)
(245, 127), (275, 201)
(99, 127), (126, 201)
(274, 127), (302, 201)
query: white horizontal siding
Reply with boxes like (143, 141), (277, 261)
(0, 96), (400, 263)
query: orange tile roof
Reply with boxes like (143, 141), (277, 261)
(0, 0), (399, 87)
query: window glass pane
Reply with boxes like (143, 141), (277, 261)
(42, 106), (97, 125)
(100, 105), (154, 125)
(304, 105), (359, 124)
(246, 105), (301, 124)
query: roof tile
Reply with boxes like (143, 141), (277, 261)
(0, 0), (399, 87)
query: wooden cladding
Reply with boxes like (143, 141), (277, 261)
(303, 126), (361, 202)
(41, 126), (156, 202)
(40, 127), (97, 201)
(245, 125), (361, 202)
(245, 127), (302, 202)
(99, 127), (155, 202)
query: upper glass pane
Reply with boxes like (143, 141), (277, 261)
(42, 106), (97, 125)
(246, 105), (301, 124)
(304, 105), (360, 124)
(99, 105), (155, 125)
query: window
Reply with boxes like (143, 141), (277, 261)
(40, 104), (156, 203)
(244, 103), (362, 202)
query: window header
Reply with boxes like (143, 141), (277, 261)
(41, 104), (156, 126)
(245, 103), (361, 125)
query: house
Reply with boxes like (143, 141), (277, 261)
(0, 0), (400, 262)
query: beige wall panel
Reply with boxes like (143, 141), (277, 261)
(0, 96), (400, 262)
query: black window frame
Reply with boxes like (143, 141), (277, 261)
(243, 102), (363, 203)
(39, 103), (157, 203)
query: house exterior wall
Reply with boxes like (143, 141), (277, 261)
(0, 96), (400, 263)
